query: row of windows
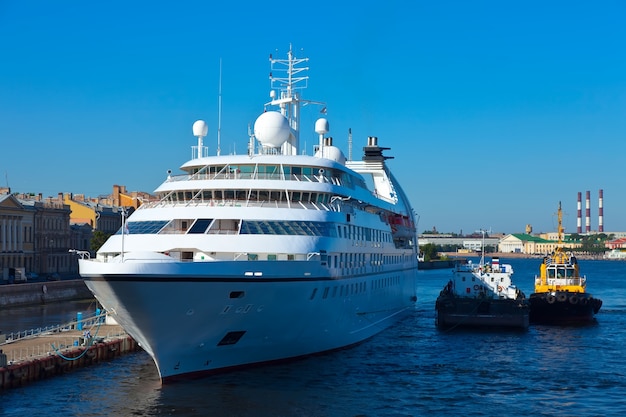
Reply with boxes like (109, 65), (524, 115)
(119, 219), (393, 244)
(311, 275), (402, 300)
(188, 164), (365, 190)
(162, 189), (333, 205)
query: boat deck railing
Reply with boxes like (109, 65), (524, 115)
(534, 276), (587, 287)
(169, 171), (344, 185)
(138, 198), (340, 212)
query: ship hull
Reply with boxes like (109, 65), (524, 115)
(435, 295), (529, 329)
(528, 292), (602, 325)
(80, 258), (417, 382)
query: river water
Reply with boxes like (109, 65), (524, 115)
(1, 258), (625, 416)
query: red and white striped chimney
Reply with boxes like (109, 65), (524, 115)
(577, 192), (582, 233)
(599, 189), (604, 233)
(585, 190), (591, 233)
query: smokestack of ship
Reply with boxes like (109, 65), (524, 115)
(599, 189), (604, 233)
(585, 191), (591, 233)
(577, 192), (582, 233)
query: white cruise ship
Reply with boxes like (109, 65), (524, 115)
(78, 46), (419, 383)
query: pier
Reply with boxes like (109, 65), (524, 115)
(0, 312), (140, 390)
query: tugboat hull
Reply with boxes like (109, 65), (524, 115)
(436, 296), (529, 329)
(528, 292), (602, 325)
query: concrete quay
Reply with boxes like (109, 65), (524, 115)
(0, 323), (141, 390)
(0, 279), (93, 308)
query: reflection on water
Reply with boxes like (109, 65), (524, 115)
(0, 298), (98, 334)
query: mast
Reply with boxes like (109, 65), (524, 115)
(217, 58), (222, 156)
(267, 45), (310, 155)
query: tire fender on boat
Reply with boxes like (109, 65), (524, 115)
(569, 295), (579, 305)
(547, 295), (556, 304)
(557, 293), (568, 303)
(580, 297), (589, 306)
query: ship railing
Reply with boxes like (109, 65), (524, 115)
(169, 172), (343, 185)
(140, 198), (340, 212)
(534, 276), (587, 287)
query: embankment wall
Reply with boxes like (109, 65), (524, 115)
(0, 280), (93, 308)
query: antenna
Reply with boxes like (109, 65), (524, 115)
(217, 58), (222, 156)
(348, 128), (352, 161)
(475, 228), (492, 266)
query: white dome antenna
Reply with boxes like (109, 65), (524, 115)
(192, 120), (209, 158)
(315, 118), (329, 150)
(254, 111), (291, 148)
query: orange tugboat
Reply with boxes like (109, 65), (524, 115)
(528, 202), (602, 324)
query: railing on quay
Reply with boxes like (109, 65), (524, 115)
(0, 309), (110, 346)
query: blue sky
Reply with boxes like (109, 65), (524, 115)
(1, 1), (625, 235)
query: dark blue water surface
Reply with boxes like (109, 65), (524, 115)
(1, 258), (625, 416)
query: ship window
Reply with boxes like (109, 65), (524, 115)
(268, 254), (277, 261)
(323, 287), (329, 299)
(248, 254), (258, 260)
(310, 288), (318, 300)
(118, 220), (168, 235)
(189, 219), (213, 234)
(229, 291), (245, 299)
(217, 331), (246, 346)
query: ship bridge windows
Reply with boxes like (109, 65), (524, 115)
(117, 220), (168, 235)
(188, 218), (213, 234)
(240, 220), (337, 237)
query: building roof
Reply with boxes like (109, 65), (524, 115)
(510, 233), (552, 243)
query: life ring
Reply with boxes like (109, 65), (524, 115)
(569, 295), (579, 305)
(497, 285), (503, 292)
(547, 295), (556, 304)
(473, 285), (480, 290)
(557, 293), (568, 303)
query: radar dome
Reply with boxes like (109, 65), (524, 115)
(254, 111), (291, 148)
(315, 118), (329, 135)
(192, 120), (208, 137)
(315, 146), (347, 164)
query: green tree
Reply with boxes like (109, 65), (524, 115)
(420, 243), (439, 261)
(91, 231), (111, 253)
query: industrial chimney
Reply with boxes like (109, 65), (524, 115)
(599, 189), (604, 233)
(585, 191), (591, 233)
(577, 192), (582, 234)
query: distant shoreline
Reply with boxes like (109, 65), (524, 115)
(440, 252), (607, 260)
